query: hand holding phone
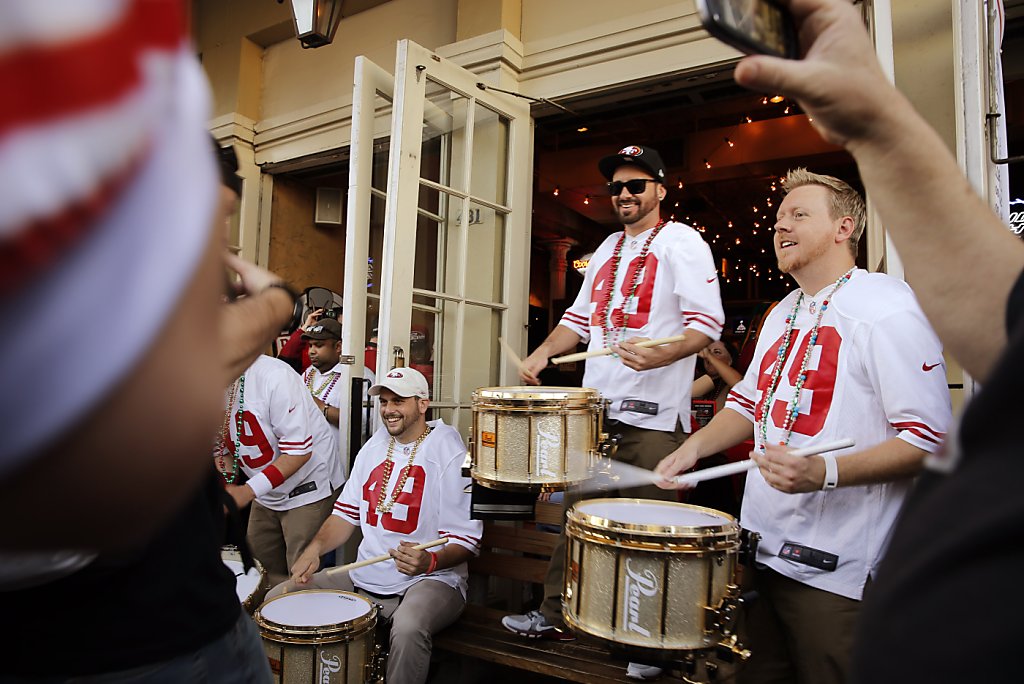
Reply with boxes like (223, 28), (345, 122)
(696, 0), (799, 59)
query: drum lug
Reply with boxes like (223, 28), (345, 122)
(704, 583), (743, 637)
(714, 633), (752, 663)
(598, 432), (620, 460)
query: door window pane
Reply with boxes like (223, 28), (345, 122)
(465, 202), (505, 303)
(470, 104), (509, 206)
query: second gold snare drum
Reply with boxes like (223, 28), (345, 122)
(563, 498), (741, 653)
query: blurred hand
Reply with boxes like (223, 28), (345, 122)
(614, 337), (677, 371)
(751, 443), (826, 494)
(733, 0), (892, 150)
(304, 308), (325, 330)
(390, 541), (433, 576)
(519, 350), (548, 385)
(654, 442), (702, 490)
(223, 252), (286, 299)
(225, 483), (255, 509)
(290, 546), (322, 585)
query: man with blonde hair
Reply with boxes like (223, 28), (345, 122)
(656, 168), (951, 683)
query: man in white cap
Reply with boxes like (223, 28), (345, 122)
(270, 367), (482, 684)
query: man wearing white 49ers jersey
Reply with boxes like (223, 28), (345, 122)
(270, 367), (481, 684)
(657, 169), (952, 684)
(505, 146), (723, 677)
(218, 354), (343, 587)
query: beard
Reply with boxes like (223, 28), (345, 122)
(614, 194), (659, 225)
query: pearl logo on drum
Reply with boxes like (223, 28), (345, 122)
(319, 652), (342, 682)
(623, 558), (659, 637)
(534, 423), (560, 478)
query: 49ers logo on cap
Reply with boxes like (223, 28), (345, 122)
(386, 370), (405, 378)
(618, 145), (643, 157)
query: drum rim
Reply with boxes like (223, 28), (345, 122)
(254, 590), (377, 639)
(472, 386), (602, 402)
(567, 498), (739, 537)
(471, 471), (587, 493)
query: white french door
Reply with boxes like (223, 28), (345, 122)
(343, 40), (532, 444)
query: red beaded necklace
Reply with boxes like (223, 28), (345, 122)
(600, 219), (667, 348)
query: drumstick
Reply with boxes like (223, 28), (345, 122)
(325, 537), (449, 576)
(551, 334), (687, 365)
(497, 337), (527, 375)
(671, 438), (856, 486)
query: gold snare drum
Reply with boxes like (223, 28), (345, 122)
(255, 590), (381, 683)
(563, 499), (741, 654)
(470, 386), (604, 491)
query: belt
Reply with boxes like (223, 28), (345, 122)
(358, 587), (401, 601)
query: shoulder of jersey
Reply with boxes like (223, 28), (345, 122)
(251, 354), (304, 382)
(659, 221), (703, 244)
(832, 271), (921, 321)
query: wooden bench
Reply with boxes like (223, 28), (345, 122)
(433, 501), (650, 683)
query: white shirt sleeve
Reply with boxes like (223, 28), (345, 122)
(671, 234), (724, 341)
(863, 309), (952, 453)
(435, 436), (483, 556)
(333, 452), (364, 524)
(268, 368), (314, 457)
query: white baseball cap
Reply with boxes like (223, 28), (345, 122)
(368, 367), (430, 399)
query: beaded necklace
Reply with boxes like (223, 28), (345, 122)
(757, 267), (855, 449)
(306, 367), (340, 401)
(600, 219), (667, 348)
(215, 376), (246, 484)
(376, 426), (432, 514)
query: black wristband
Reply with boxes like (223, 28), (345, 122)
(265, 282), (303, 332)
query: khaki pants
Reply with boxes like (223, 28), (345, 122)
(268, 571), (465, 684)
(539, 420), (686, 623)
(247, 491), (338, 588)
(737, 567), (861, 684)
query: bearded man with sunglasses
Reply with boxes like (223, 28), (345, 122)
(503, 145), (724, 680)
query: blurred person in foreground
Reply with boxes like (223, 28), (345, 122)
(0, 0), (296, 554)
(662, 1), (1024, 681)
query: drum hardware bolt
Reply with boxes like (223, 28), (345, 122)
(705, 660), (721, 680)
(714, 633), (751, 663)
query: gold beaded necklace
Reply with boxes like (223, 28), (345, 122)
(375, 426), (432, 514)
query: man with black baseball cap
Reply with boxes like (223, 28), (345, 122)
(504, 144), (724, 680)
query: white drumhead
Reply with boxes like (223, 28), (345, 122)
(222, 559), (261, 602)
(576, 499), (729, 527)
(259, 591), (373, 627)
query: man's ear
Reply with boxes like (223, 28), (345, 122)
(835, 215), (856, 244)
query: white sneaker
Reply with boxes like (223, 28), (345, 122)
(500, 610), (574, 641)
(626, 662), (664, 681)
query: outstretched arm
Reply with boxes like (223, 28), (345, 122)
(734, 0), (1024, 382)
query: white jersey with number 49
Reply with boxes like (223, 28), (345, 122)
(726, 270), (952, 600)
(559, 221), (724, 432)
(332, 419), (482, 597)
(224, 355), (341, 511)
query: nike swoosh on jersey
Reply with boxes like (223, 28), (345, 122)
(706, 276), (716, 283)
(921, 362), (941, 372)
(288, 405), (297, 413)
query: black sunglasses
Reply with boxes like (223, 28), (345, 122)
(606, 178), (658, 196)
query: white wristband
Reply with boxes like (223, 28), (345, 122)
(247, 472), (274, 498)
(821, 453), (839, 490)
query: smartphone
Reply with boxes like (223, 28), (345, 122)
(696, 0), (799, 59)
